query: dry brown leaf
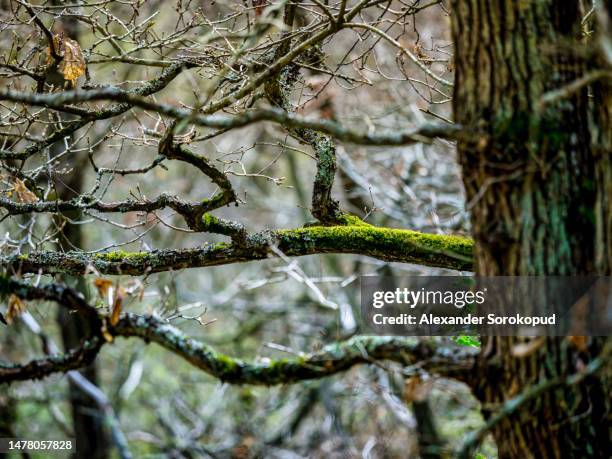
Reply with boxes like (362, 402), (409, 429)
(567, 336), (588, 352)
(93, 278), (113, 298)
(101, 318), (113, 343)
(59, 37), (85, 85)
(109, 287), (125, 326)
(12, 178), (38, 203)
(6, 294), (27, 324)
(47, 34), (86, 86)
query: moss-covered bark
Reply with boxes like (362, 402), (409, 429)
(0, 311), (475, 385)
(112, 314), (474, 385)
(4, 224), (473, 275)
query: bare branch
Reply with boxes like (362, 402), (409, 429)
(0, 87), (468, 146)
(0, 338), (103, 383)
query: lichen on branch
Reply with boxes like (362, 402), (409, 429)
(3, 224), (473, 276)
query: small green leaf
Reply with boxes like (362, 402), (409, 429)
(453, 335), (481, 348)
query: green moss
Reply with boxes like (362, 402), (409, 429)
(214, 353), (241, 375)
(283, 225), (471, 255)
(211, 242), (230, 250)
(201, 213), (219, 227)
(94, 251), (150, 262)
(260, 357), (311, 381)
(201, 193), (227, 211)
(336, 213), (373, 227)
(277, 224), (473, 271)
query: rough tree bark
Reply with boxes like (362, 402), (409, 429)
(451, 1), (611, 458)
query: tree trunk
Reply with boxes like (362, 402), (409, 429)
(53, 148), (109, 459)
(451, 1), (611, 457)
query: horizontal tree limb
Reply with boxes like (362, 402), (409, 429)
(3, 224), (474, 276)
(0, 277), (474, 385)
(111, 314), (476, 385)
(0, 312), (475, 385)
(0, 87), (469, 146)
(1, 62), (191, 161)
(0, 276), (99, 320)
(0, 193), (213, 217)
(0, 337), (103, 383)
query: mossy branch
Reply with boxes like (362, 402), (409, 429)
(1, 311), (475, 385)
(0, 278), (474, 384)
(110, 314), (475, 385)
(3, 224), (474, 276)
